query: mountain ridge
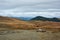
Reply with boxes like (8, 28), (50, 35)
(31, 16), (60, 22)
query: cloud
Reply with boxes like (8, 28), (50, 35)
(0, 0), (60, 17)
(0, 0), (60, 10)
(0, 11), (60, 18)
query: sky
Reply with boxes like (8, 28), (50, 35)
(0, 0), (60, 18)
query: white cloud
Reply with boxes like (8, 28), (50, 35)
(0, 0), (60, 17)
(0, 11), (60, 18)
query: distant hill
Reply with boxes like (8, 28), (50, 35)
(0, 16), (35, 29)
(13, 17), (32, 21)
(31, 16), (60, 22)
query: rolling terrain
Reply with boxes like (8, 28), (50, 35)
(0, 16), (60, 40)
(0, 16), (35, 30)
(0, 16), (60, 32)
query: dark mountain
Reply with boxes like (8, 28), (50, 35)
(31, 16), (60, 22)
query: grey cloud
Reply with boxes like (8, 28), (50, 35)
(0, 0), (60, 17)
(0, 0), (60, 10)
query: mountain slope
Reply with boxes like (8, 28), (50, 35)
(0, 16), (35, 29)
(30, 21), (60, 28)
(31, 16), (60, 22)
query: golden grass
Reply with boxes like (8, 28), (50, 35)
(0, 16), (60, 32)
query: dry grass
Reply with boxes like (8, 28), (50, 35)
(0, 16), (60, 32)
(0, 30), (60, 40)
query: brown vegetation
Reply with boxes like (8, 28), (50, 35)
(30, 21), (60, 28)
(0, 16), (60, 32)
(0, 16), (35, 29)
